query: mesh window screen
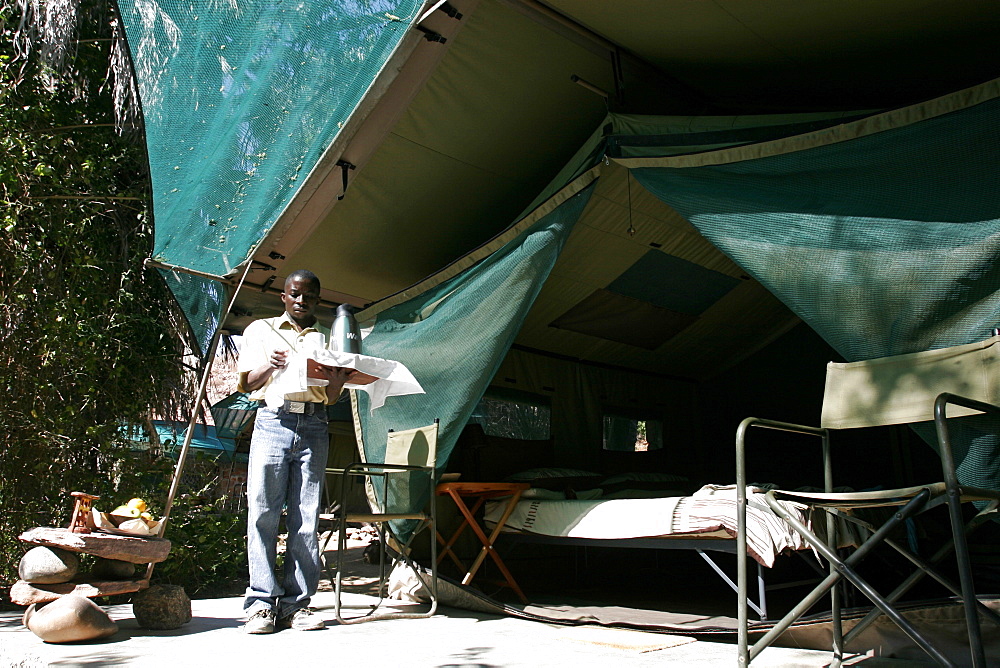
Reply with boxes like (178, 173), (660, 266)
(469, 388), (552, 441)
(603, 414), (663, 452)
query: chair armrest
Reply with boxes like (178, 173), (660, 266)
(331, 462), (435, 479)
(933, 392), (1000, 490)
(735, 417), (829, 494)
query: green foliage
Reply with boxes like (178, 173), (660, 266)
(0, 1), (243, 598)
(148, 454), (248, 598)
(153, 495), (248, 598)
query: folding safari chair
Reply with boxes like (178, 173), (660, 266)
(736, 336), (1000, 667)
(328, 420), (440, 624)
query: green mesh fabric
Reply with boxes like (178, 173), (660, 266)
(211, 391), (260, 441)
(118, 0), (420, 272)
(912, 414), (1000, 494)
(355, 186), (595, 529)
(628, 97), (1000, 361)
(156, 269), (224, 355)
(620, 94), (1000, 495)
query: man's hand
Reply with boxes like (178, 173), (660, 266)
(317, 365), (359, 401)
(244, 348), (289, 391)
(269, 349), (288, 370)
(315, 364), (358, 385)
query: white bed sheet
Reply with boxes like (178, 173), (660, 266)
(483, 484), (812, 567)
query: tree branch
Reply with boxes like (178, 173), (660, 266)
(26, 124), (117, 133)
(27, 195), (144, 201)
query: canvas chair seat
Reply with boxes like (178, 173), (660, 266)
(324, 420), (440, 624)
(774, 482), (1000, 509)
(736, 336), (1000, 667)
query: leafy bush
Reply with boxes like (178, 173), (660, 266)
(150, 479), (249, 598)
(0, 1), (245, 599)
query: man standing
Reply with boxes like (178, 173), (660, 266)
(237, 269), (356, 634)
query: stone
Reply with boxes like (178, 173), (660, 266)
(132, 584), (191, 629)
(18, 546), (79, 584)
(23, 595), (118, 643)
(19, 527), (171, 564)
(91, 558), (137, 580)
(10, 579), (147, 606)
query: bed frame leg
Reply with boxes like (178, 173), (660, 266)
(757, 561), (767, 621)
(696, 549), (767, 619)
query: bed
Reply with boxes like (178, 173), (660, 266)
(477, 470), (824, 619)
(445, 428), (830, 620)
(483, 478), (813, 568)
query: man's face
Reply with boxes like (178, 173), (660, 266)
(281, 277), (321, 326)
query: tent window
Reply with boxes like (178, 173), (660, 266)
(469, 388), (551, 441)
(602, 412), (663, 452)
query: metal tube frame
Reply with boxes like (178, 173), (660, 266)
(695, 549), (768, 619)
(737, 393), (1000, 668)
(761, 488), (955, 667)
(932, 392), (1000, 668)
(736, 417), (829, 668)
(331, 456), (440, 623)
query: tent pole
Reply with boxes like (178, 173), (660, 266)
(143, 262), (253, 582)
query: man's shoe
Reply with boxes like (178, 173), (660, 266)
(244, 609), (276, 634)
(277, 607), (325, 631)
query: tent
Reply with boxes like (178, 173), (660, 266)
(210, 392), (260, 443)
(116, 0), (1000, 580)
(123, 420), (239, 462)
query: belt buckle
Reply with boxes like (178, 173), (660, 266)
(286, 401), (305, 414)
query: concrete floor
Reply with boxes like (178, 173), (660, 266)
(1, 537), (937, 667)
(1, 589), (937, 668)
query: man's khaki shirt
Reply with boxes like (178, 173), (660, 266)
(237, 313), (330, 408)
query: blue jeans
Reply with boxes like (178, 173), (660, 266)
(243, 405), (329, 617)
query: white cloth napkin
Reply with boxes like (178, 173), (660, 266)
(272, 348), (424, 412)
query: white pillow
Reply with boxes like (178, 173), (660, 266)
(601, 488), (685, 500)
(520, 488), (566, 500)
(601, 472), (688, 485)
(506, 467), (603, 481)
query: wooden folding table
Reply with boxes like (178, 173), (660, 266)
(435, 481), (529, 603)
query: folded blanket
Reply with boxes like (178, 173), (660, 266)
(484, 485), (813, 567)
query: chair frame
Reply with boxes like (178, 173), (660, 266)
(736, 392), (1000, 667)
(325, 421), (440, 624)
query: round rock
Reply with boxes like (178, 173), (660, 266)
(23, 595), (118, 643)
(18, 546), (80, 584)
(91, 558), (136, 581)
(132, 584), (191, 629)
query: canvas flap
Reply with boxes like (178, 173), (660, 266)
(385, 423), (438, 468)
(821, 335), (1000, 429)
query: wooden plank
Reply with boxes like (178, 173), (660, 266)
(9, 578), (149, 605)
(19, 527), (171, 564)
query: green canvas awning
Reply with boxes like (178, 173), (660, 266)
(211, 392), (260, 442)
